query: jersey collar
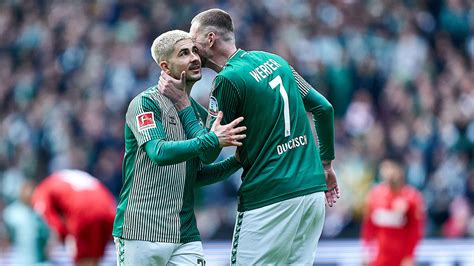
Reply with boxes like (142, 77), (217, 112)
(224, 49), (245, 69)
(228, 48), (245, 61)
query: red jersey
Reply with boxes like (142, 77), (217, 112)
(32, 170), (116, 240)
(361, 184), (425, 266)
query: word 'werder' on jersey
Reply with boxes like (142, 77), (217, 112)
(249, 59), (282, 82)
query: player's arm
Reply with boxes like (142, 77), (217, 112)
(361, 190), (377, 265)
(361, 191), (377, 243)
(290, 66), (339, 204)
(158, 71), (209, 139)
(158, 72), (245, 163)
(176, 99), (222, 164)
(178, 106), (206, 138)
(145, 136), (218, 166)
(139, 106), (218, 166)
(403, 191), (425, 260)
(128, 96), (216, 166)
(145, 116), (244, 166)
(32, 187), (68, 242)
(195, 156), (241, 187)
(144, 113), (244, 166)
(290, 66), (335, 161)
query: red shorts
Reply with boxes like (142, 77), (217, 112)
(72, 216), (114, 261)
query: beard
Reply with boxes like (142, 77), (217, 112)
(187, 74), (202, 82)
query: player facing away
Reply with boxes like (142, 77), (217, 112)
(159, 9), (339, 265)
(32, 170), (116, 266)
(112, 30), (245, 265)
(361, 159), (425, 266)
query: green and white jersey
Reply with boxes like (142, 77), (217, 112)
(113, 86), (201, 243)
(210, 49), (335, 211)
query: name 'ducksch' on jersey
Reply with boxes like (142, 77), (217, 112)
(276, 134), (308, 155)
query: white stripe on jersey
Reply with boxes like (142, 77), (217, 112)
(290, 66), (312, 98)
(122, 92), (188, 243)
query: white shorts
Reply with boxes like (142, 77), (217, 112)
(114, 238), (205, 266)
(230, 192), (326, 265)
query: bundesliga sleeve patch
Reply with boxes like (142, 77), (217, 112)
(208, 96), (219, 117)
(136, 112), (156, 131)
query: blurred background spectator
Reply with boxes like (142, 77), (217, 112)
(2, 180), (49, 265)
(0, 0), (473, 252)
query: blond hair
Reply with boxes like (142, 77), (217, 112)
(150, 30), (191, 64)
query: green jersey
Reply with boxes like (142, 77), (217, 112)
(113, 87), (206, 243)
(210, 49), (335, 211)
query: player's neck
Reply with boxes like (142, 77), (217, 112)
(185, 81), (196, 95)
(207, 44), (237, 73)
(389, 183), (404, 192)
(205, 59), (223, 73)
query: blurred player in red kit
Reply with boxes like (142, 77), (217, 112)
(32, 169), (116, 266)
(361, 159), (425, 266)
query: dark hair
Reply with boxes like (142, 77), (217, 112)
(383, 155), (404, 166)
(191, 8), (234, 34)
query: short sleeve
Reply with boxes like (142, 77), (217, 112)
(126, 95), (167, 146)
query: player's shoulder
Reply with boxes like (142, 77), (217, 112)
(215, 70), (239, 90)
(249, 50), (289, 65)
(130, 86), (157, 102)
(127, 86), (161, 111)
(403, 185), (423, 200)
(370, 183), (389, 195)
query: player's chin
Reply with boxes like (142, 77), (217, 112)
(187, 72), (202, 82)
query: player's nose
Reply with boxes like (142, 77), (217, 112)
(191, 52), (200, 63)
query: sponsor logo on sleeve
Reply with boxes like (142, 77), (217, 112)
(136, 112), (156, 131)
(208, 96), (219, 117)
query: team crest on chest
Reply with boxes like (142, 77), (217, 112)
(208, 96), (219, 117)
(136, 112), (156, 131)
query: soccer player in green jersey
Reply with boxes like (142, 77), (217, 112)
(112, 30), (246, 265)
(159, 9), (340, 265)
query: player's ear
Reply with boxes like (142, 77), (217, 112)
(208, 32), (215, 48)
(160, 61), (171, 75)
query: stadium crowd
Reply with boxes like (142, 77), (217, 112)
(0, 0), (473, 251)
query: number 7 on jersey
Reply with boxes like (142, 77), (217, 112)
(269, 75), (291, 137)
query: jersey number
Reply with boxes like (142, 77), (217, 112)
(269, 75), (291, 137)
